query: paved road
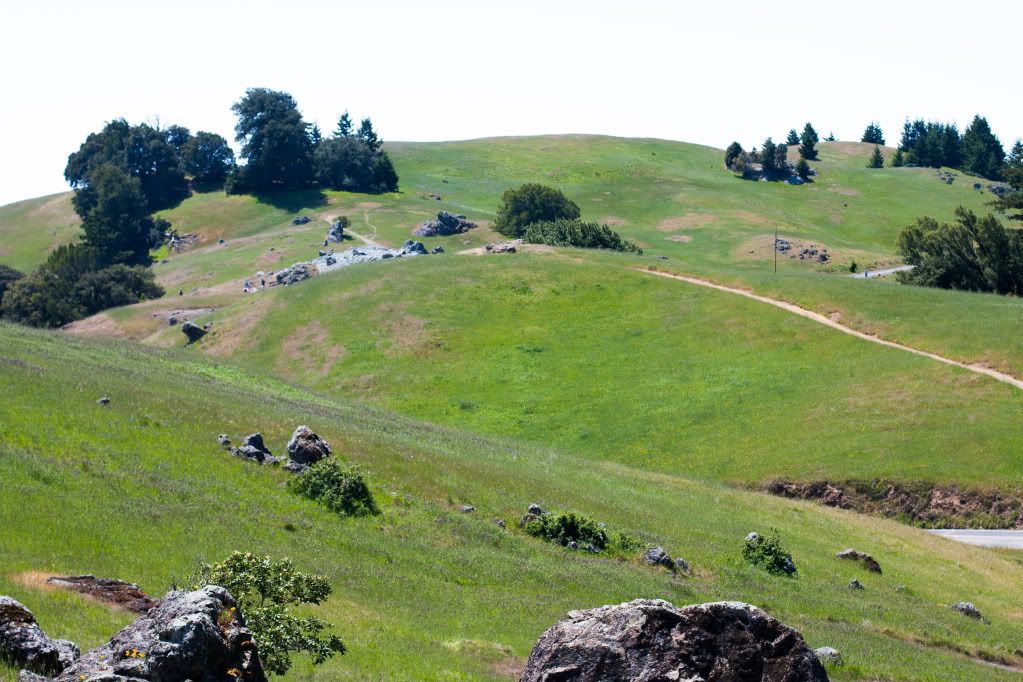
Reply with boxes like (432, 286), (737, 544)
(927, 529), (1023, 548)
(848, 265), (914, 279)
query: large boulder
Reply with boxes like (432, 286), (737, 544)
(52, 586), (266, 682)
(180, 322), (206, 344)
(286, 425), (331, 466)
(233, 433), (279, 465)
(835, 549), (881, 574)
(0, 596), (79, 675)
(520, 599), (828, 682)
(45, 576), (156, 614)
(413, 211), (476, 237)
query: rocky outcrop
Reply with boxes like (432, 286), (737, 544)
(642, 546), (688, 573)
(285, 426), (331, 472)
(0, 596), (79, 675)
(520, 599), (828, 682)
(413, 212), (476, 237)
(814, 646), (843, 666)
(835, 549), (881, 574)
(181, 322), (206, 344)
(45, 576), (156, 614)
(292, 215), (311, 225)
(232, 433), (279, 465)
(951, 601), (985, 621)
(327, 219), (347, 242)
(275, 263), (315, 286)
(485, 240), (520, 254)
(51, 586), (266, 682)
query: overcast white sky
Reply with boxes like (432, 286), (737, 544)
(0, 0), (1019, 206)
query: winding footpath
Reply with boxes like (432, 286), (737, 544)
(641, 269), (1023, 392)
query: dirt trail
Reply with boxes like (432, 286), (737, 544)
(322, 213), (381, 247)
(642, 269), (1023, 392)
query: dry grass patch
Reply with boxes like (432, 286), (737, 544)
(657, 213), (717, 231)
(278, 320), (346, 376)
(729, 210), (774, 227)
(599, 215), (627, 226)
(665, 235), (692, 243)
(206, 297), (272, 357)
(62, 313), (126, 339)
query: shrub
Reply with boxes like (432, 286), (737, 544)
(524, 219), (642, 253)
(724, 142), (744, 170)
(195, 552), (345, 676)
(523, 509), (638, 554)
(742, 530), (797, 576)
(494, 184), (580, 237)
(0, 265), (24, 309)
(287, 459), (378, 517)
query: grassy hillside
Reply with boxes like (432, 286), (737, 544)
(4, 322), (1023, 681)
(0, 193), (80, 272)
(174, 252), (1023, 486)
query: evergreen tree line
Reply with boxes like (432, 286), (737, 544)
(227, 88), (398, 194)
(890, 115), (1009, 180)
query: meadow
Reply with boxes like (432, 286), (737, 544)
(3, 322), (1023, 681)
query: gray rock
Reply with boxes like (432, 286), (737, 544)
(283, 460), (309, 474)
(520, 599), (829, 682)
(485, 241), (518, 254)
(951, 601), (984, 620)
(815, 646), (843, 666)
(0, 596), (79, 675)
(413, 212), (477, 237)
(460, 505), (475, 513)
(836, 549), (881, 574)
(745, 532), (760, 543)
(496, 519), (506, 529)
(285, 425), (331, 466)
(527, 503), (545, 516)
(275, 263), (314, 286)
(217, 434), (232, 449)
(431, 245), (445, 254)
(180, 322), (206, 343)
(402, 240), (428, 255)
(52, 586), (267, 682)
(674, 557), (691, 574)
(642, 546), (675, 570)
(96, 397), (111, 406)
(327, 219), (348, 242)
(232, 433), (278, 465)
(166, 317), (177, 326)
(292, 215), (311, 225)
(17, 671), (51, 682)
(847, 579), (863, 590)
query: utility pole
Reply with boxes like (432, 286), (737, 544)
(774, 226), (777, 273)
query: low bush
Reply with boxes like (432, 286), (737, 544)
(742, 530), (797, 576)
(523, 219), (642, 253)
(524, 510), (639, 553)
(287, 459), (378, 517)
(494, 184), (580, 237)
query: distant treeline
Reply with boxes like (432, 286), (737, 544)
(890, 116), (1008, 180)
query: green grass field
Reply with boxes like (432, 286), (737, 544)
(2, 135), (1023, 681)
(3, 322), (1023, 681)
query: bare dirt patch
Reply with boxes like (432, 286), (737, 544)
(729, 210), (774, 227)
(63, 313), (127, 339)
(356, 201), (383, 209)
(664, 235), (692, 243)
(734, 235), (832, 264)
(657, 213), (717, 232)
(826, 185), (861, 197)
(384, 314), (434, 356)
(279, 320), (346, 376)
(12, 572), (155, 613)
(766, 479), (1023, 528)
(599, 215), (627, 227)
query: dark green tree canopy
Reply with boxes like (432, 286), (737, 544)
(231, 88), (314, 190)
(494, 184), (581, 237)
(897, 207), (1023, 295)
(798, 123), (818, 160)
(0, 264), (24, 309)
(862, 122), (885, 145)
(724, 142), (744, 170)
(867, 146), (885, 168)
(786, 129), (800, 145)
(181, 131), (235, 187)
(795, 158), (811, 179)
(961, 115), (1005, 180)
(74, 163), (160, 267)
(65, 119), (189, 211)
(357, 118), (382, 152)
(163, 125), (192, 153)
(760, 137), (780, 175)
(313, 137), (375, 191)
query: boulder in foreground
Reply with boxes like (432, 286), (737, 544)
(0, 596), (78, 675)
(50, 586), (266, 682)
(520, 598), (828, 682)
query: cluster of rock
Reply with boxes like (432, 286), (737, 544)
(45, 576), (155, 614)
(274, 262), (316, 286)
(951, 601), (986, 621)
(180, 321), (208, 343)
(292, 215), (311, 225)
(773, 239), (830, 263)
(413, 211), (476, 237)
(937, 170), (956, 185)
(0, 596), (79, 676)
(218, 426), (330, 473)
(642, 546), (690, 574)
(18, 586), (268, 682)
(270, 240), (443, 289)
(520, 599), (830, 681)
(484, 240), (520, 254)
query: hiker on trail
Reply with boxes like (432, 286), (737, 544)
(178, 289), (183, 296)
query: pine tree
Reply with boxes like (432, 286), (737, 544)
(334, 111), (353, 138)
(724, 142), (744, 170)
(867, 146), (885, 168)
(357, 118), (382, 152)
(961, 115), (1005, 180)
(760, 137), (778, 176)
(795, 158), (811, 180)
(799, 123), (819, 160)
(1007, 140), (1023, 169)
(891, 149), (906, 167)
(786, 129), (800, 145)
(309, 123), (322, 146)
(861, 122), (885, 145)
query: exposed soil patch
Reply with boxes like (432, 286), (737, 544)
(279, 320), (346, 376)
(47, 575), (156, 613)
(657, 213), (717, 231)
(765, 479), (1023, 528)
(664, 235), (692, 243)
(62, 313), (127, 338)
(599, 215), (627, 227)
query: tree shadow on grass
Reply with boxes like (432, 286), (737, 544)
(252, 188), (327, 213)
